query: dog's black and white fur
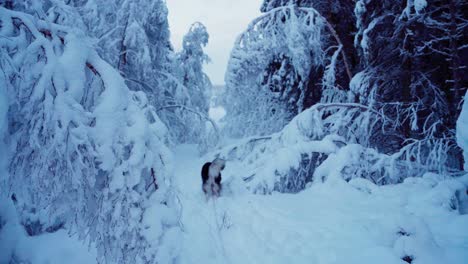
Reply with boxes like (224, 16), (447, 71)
(201, 158), (225, 197)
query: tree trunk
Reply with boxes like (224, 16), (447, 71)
(449, 0), (462, 116)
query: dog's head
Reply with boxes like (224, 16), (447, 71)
(212, 158), (226, 171)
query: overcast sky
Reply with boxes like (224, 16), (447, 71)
(166, 0), (263, 85)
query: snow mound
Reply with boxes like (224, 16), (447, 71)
(0, 196), (96, 263)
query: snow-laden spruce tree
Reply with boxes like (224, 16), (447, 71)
(223, 3), (325, 137)
(168, 22), (213, 144)
(176, 22), (211, 111)
(219, 0), (465, 192)
(352, 0), (466, 166)
(222, 0), (356, 138)
(73, 0), (214, 147)
(260, 0), (357, 96)
(71, 0), (173, 106)
(0, 6), (181, 263)
(69, 0), (171, 74)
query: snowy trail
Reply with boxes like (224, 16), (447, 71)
(173, 145), (468, 264)
(172, 145), (228, 263)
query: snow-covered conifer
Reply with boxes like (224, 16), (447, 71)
(169, 22), (212, 144)
(0, 6), (180, 263)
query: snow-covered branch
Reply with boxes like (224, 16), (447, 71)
(157, 104), (220, 145)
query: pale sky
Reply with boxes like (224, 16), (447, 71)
(166, 0), (263, 85)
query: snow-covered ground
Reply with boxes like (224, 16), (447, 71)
(209, 106), (226, 124)
(173, 144), (468, 264)
(1, 143), (467, 263)
(209, 85), (227, 126)
(0, 197), (97, 263)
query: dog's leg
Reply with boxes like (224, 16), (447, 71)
(212, 184), (220, 197)
(203, 183), (211, 201)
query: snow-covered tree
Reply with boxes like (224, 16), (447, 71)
(72, 0), (213, 147)
(351, 0), (466, 169)
(261, 0), (357, 96)
(222, 0), (358, 138)
(222, 4), (326, 137)
(176, 22), (211, 116)
(0, 6), (180, 263)
(164, 22), (212, 144)
(219, 0), (466, 192)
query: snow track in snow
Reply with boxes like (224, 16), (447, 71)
(173, 144), (468, 264)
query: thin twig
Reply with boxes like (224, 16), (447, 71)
(145, 168), (158, 191)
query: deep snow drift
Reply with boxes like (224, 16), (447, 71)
(0, 198), (96, 264)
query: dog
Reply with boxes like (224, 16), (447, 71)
(201, 158), (225, 198)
